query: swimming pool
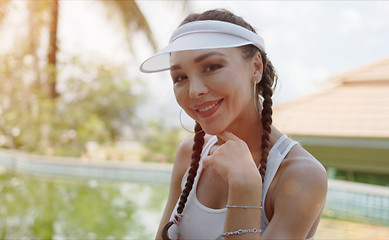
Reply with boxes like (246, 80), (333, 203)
(1, 149), (388, 239)
(0, 170), (168, 239)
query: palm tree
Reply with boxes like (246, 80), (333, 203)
(28, 0), (45, 89)
(47, 0), (59, 99)
(46, 0), (161, 99)
(0, 0), (189, 153)
(105, 0), (158, 52)
(3, 0), (189, 98)
(1, 0), (167, 98)
(0, 0), (11, 26)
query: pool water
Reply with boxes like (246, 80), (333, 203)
(1, 169), (388, 239)
(0, 170), (168, 239)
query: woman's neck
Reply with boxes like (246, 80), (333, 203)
(217, 112), (264, 165)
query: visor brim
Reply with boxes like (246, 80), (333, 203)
(140, 32), (254, 73)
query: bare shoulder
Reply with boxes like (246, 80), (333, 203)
(172, 137), (194, 176)
(172, 134), (214, 177)
(274, 143), (328, 215)
(282, 144), (327, 186)
(263, 144), (327, 238)
(276, 144), (328, 200)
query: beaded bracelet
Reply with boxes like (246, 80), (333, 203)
(226, 204), (262, 209)
(222, 228), (262, 237)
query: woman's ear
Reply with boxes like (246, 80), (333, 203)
(252, 52), (263, 84)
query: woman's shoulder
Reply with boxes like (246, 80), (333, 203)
(265, 139), (327, 238)
(270, 129), (326, 182)
(279, 142), (327, 193)
(287, 143), (325, 171)
(172, 134), (215, 175)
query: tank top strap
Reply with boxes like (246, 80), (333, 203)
(199, 135), (218, 166)
(261, 134), (298, 203)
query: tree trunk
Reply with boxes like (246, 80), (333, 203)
(28, 1), (42, 88)
(47, 0), (58, 99)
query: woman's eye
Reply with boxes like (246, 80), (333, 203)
(174, 75), (187, 83)
(204, 64), (222, 73)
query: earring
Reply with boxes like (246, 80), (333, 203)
(254, 81), (260, 113)
(179, 108), (204, 134)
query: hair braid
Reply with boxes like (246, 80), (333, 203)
(258, 53), (276, 181)
(162, 122), (205, 240)
(242, 48), (276, 181)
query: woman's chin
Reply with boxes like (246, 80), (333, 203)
(201, 126), (224, 136)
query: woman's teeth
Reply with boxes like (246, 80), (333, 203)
(198, 101), (219, 112)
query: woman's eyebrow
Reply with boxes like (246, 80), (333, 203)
(170, 64), (181, 71)
(194, 51), (226, 63)
(170, 51), (226, 71)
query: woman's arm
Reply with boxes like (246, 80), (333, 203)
(155, 138), (194, 240)
(223, 174), (262, 239)
(261, 157), (327, 239)
(203, 132), (263, 239)
(204, 132), (327, 240)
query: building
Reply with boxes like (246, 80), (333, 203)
(273, 57), (389, 184)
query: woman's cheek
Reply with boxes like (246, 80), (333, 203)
(174, 86), (196, 118)
(174, 86), (186, 105)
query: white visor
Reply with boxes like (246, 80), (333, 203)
(140, 20), (265, 73)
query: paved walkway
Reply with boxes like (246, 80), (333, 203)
(316, 218), (389, 240)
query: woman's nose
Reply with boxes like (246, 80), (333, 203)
(189, 77), (208, 98)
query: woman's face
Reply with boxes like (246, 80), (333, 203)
(170, 47), (261, 135)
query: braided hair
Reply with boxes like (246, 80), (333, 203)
(162, 9), (277, 239)
(162, 122), (205, 240)
(258, 50), (276, 182)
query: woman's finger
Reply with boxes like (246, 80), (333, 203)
(202, 156), (211, 169)
(218, 131), (241, 142)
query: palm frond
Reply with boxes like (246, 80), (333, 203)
(107, 0), (157, 52)
(0, 0), (12, 26)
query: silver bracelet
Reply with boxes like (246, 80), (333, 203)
(226, 204), (262, 209)
(222, 228), (262, 237)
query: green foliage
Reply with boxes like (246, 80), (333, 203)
(0, 53), (143, 157)
(0, 0), (162, 158)
(330, 169), (389, 186)
(142, 120), (190, 163)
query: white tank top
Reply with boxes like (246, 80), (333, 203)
(168, 134), (316, 240)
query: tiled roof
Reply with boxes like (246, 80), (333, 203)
(330, 58), (389, 83)
(273, 58), (389, 138)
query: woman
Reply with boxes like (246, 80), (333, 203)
(140, 9), (327, 240)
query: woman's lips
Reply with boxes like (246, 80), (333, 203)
(194, 99), (223, 118)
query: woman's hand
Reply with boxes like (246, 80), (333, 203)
(202, 131), (262, 187)
(204, 132), (263, 238)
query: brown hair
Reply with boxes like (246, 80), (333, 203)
(162, 9), (277, 240)
(162, 122), (205, 239)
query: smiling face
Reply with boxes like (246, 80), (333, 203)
(170, 47), (262, 135)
